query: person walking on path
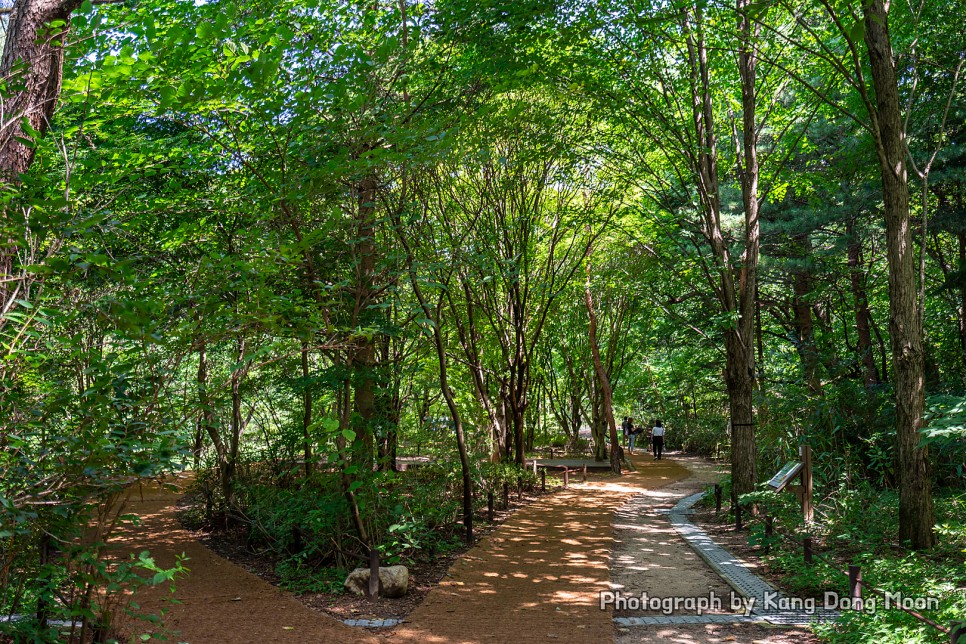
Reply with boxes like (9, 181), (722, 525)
(622, 417), (632, 452)
(627, 418), (639, 454)
(651, 419), (665, 460)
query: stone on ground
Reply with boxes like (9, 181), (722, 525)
(344, 565), (409, 598)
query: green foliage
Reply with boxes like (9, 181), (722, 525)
(741, 485), (966, 643)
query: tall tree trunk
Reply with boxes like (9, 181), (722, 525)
(589, 382), (607, 461)
(0, 0), (83, 328)
(0, 0), (82, 178)
(449, 285), (505, 462)
(337, 370), (369, 547)
(683, 4), (758, 494)
(197, 340), (222, 472)
(397, 233), (474, 544)
(862, 0), (934, 548)
(847, 221), (881, 386)
(732, 0), (761, 496)
(352, 175), (379, 466)
(376, 334), (400, 472)
(585, 256), (621, 474)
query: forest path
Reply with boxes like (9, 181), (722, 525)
(111, 477), (380, 644)
(609, 454), (821, 644)
(385, 453), (689, 643)
(113, 453), (818, 643)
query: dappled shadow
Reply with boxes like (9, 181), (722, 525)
(107, 476), (380, 644)
(389, 456), (690, 643)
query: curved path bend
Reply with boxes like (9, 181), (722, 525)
(114, 454), (816, 643)
(111, 478), (379, 644)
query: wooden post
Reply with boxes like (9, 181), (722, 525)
(368, 547), (380, 600)
(714, 484), (722, 513)
(502, 482), (509, 509)
(533, 460), (537, 475)
(801, 444), (814, 522)
(848, 565), (862, 601)
(487, 492), (494, 522)
(517, 476), (523, 501)
(735, 500), (742, 531)
(550, 447), (554, 460)
(764, 516), (773, 554)
(582, 464), (587, 482)
(803, 537), (813, 566)
(563, 468), (569, 488)
(541, 468), (546, 492)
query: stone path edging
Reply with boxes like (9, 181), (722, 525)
(664, 490), (839, 627)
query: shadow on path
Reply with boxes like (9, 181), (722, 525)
(111, 476), (378, 644)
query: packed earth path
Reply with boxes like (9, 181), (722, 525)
(114, 454), (820, 643)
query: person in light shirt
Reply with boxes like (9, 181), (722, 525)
(651, 419), (666, 460)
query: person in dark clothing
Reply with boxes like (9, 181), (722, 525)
(651, 419), (665, 460)
(622, 417), (638, 454)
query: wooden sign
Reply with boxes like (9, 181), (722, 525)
(768, 461), (803, 492)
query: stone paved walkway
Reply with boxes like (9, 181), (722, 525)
(667, 491), (838, 626)
(610, 455), (823, 644)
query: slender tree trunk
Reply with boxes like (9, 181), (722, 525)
(301, 342), (313, 477)
(197, 341), (221, 452)
(863, 0), (934, 549)
(223, 337), (248, 514)
(683, 4), (758, 494)
(569, 392), (582, 450)
(449, 286), (504, 462)
(585, 257), (621, 474)
(589, 382), (607, 461)
(396, 233), (474, 543)
(421, 311), (473, 544)
(847, 221), (881, 386)
(352, 175), (378, 465)
(731, 0), (761, 496)
(337, 370), (369, 547)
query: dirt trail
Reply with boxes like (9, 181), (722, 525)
(387, 456), (690, 643)
(111, 453), (817, 644)
(110, 477), (379, 644)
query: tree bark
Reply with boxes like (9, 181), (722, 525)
(0, 0), (82, 179)
(225, 336), (247, 514)
(585, 255), (621, 474)
(0, 0), (83, 327)
(683, 0), (759, 497)
(862, 0), (934, 549)
(396, 230), (474, 544)
(197, 340), (223, 472)
(352, 175), (379, 465)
